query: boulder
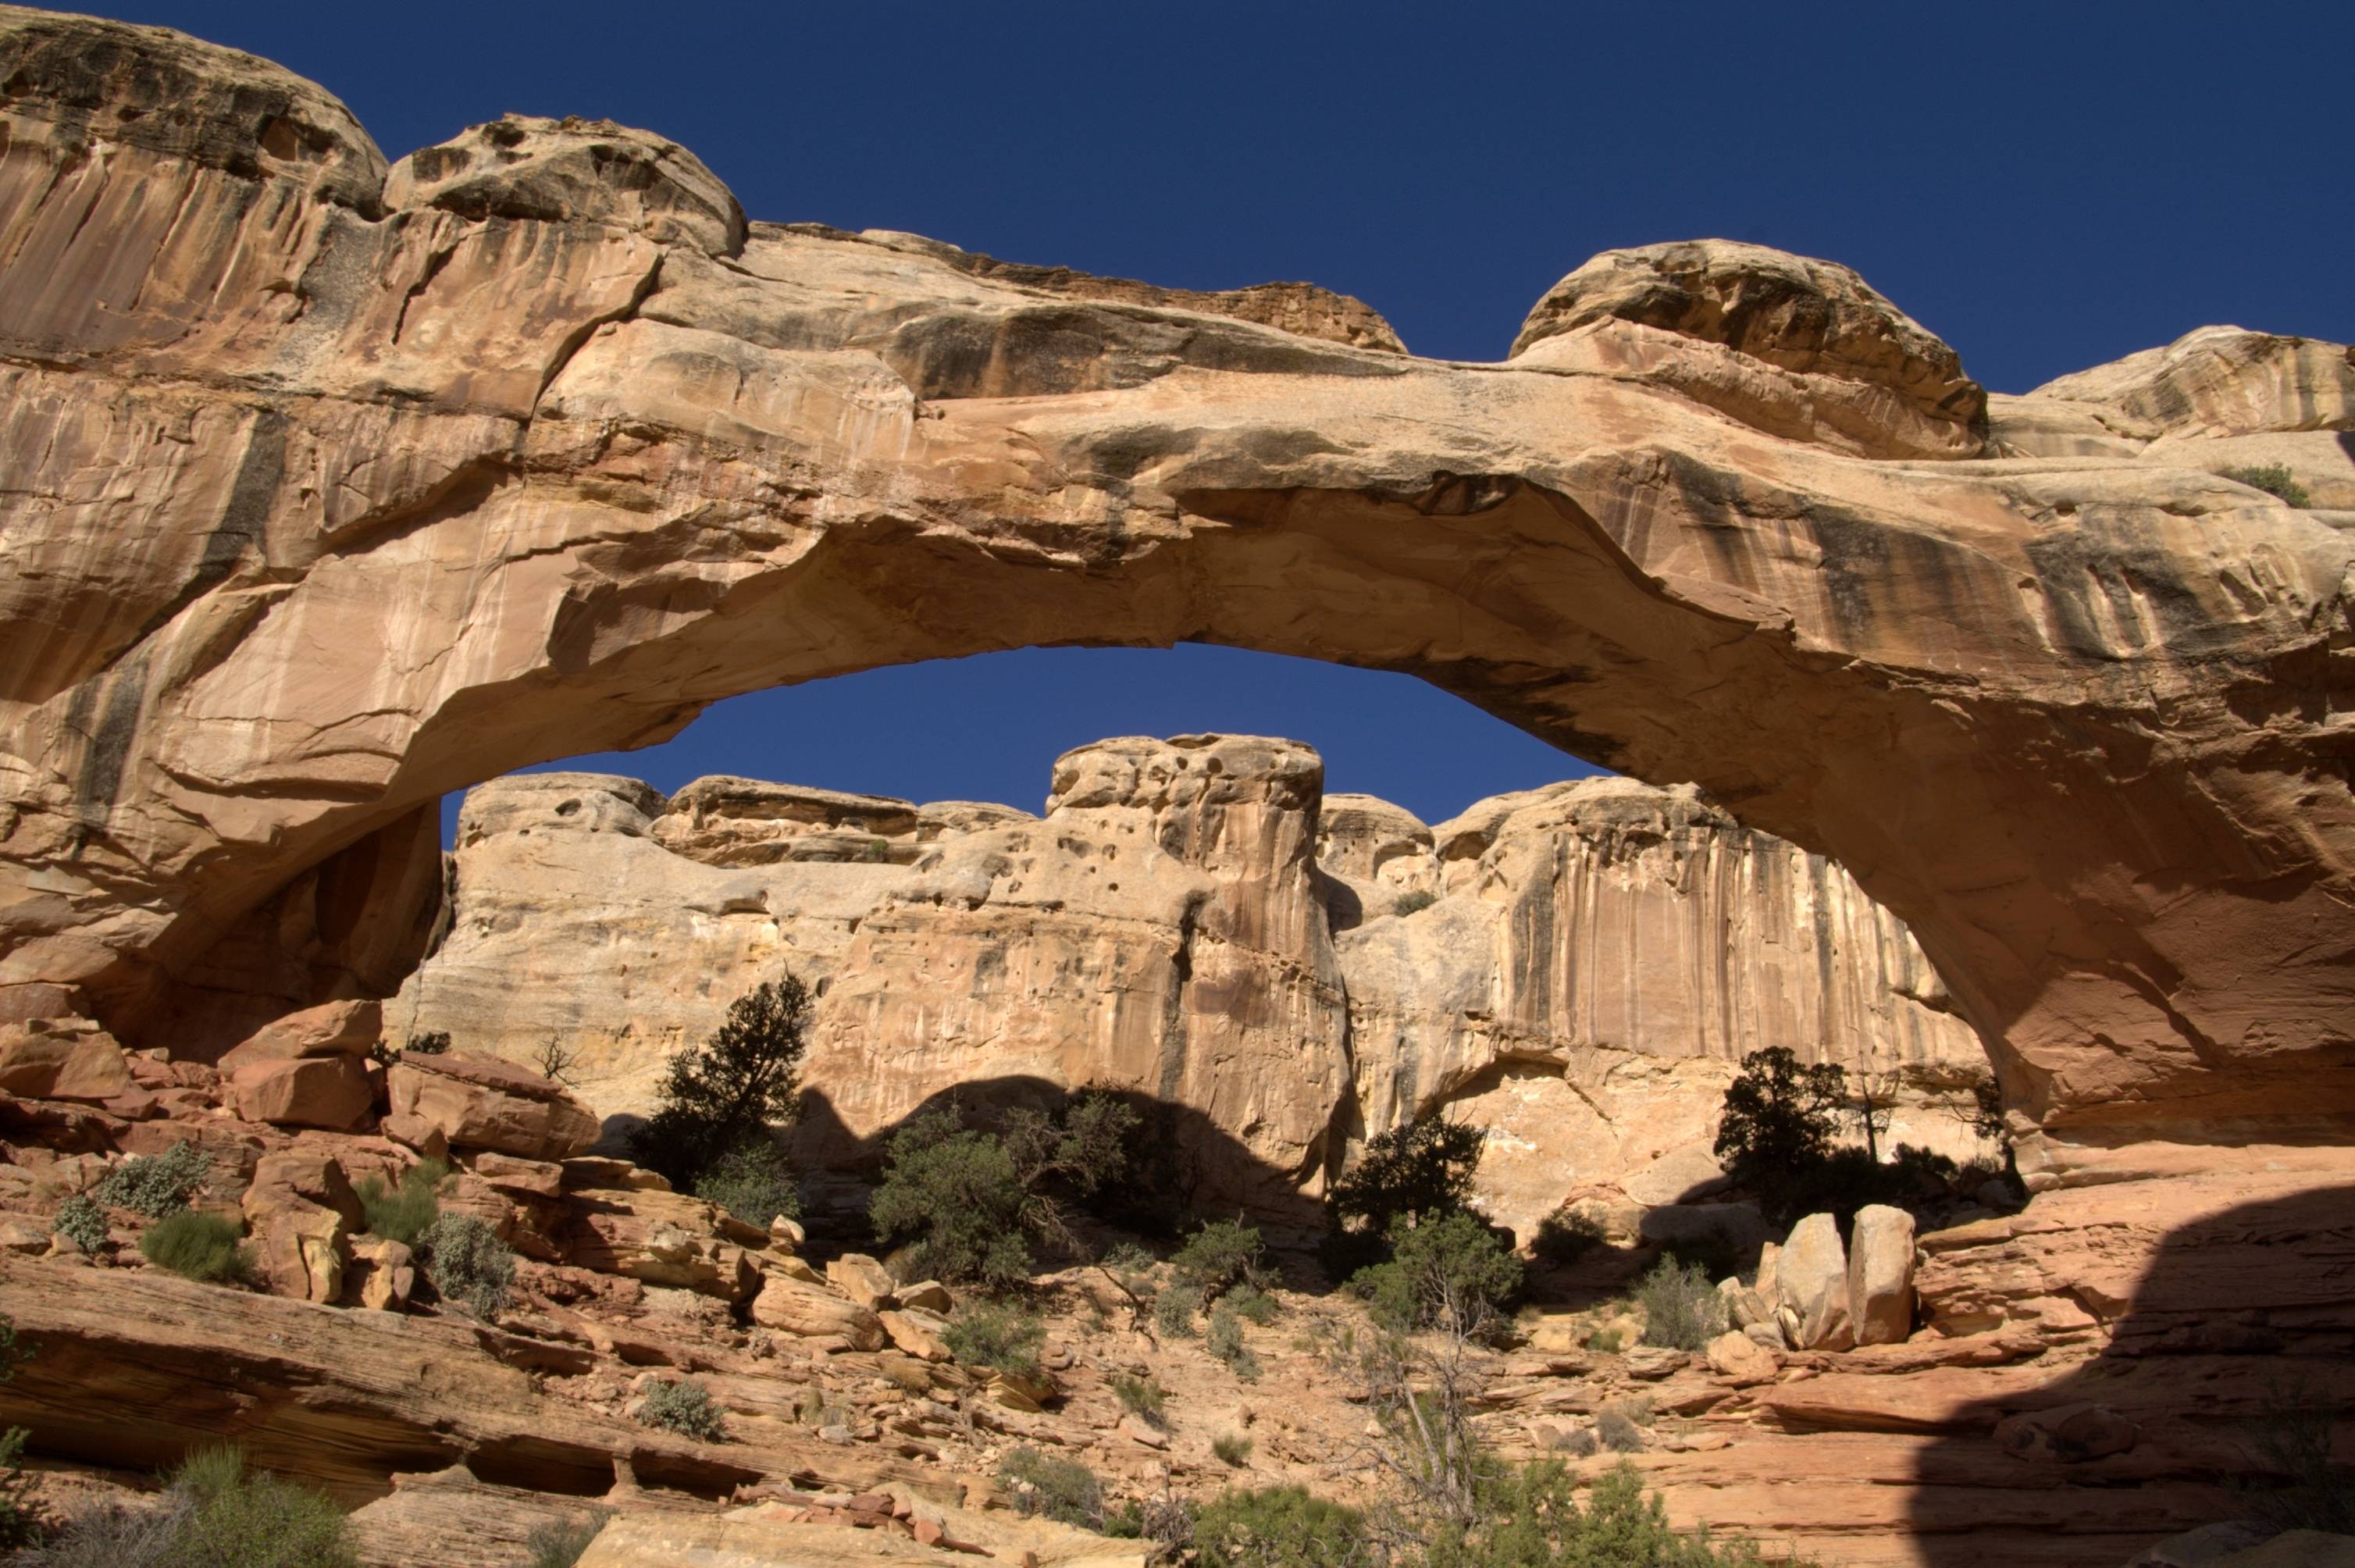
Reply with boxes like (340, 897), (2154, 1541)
(243, 1149), (365, 1230)
(247, 1199), (346, 1303)
(878, 1308), (952, 1363)
(1775, 1214), (1854, 1352)
(229, 1056), (376, 1131)
(558, 1187), (757, 1300)
(347, 1237), (417, 1311)
(896, 1280), (953, 1313)
(748, 1275), (884, 1350)
(1847, 1203), (1918, 1346)
(0, 1019), (132, 1103)
(219, 1000), (382, 1070)
(387, 1053), (599, 1160)
(1993, 1402), (2139, 1463)
(825, 1253), (898, 1311)
(1704, 1329), (1778, 1386)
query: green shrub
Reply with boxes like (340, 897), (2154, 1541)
(638, 1380), (725, 1442)
(1109, 1373), (1166, 1427)
(354, 1159), (446, 1248)
(2230, 1391), (2355, 1534)
(419, 1213), (513, 1319)
(693, 1135), (800, 1228)
(943, 1300), (1045, 1378)
(1192, 1486), (1370, 1568)
(999, 1446), (1104, 1530)
(52, 1194), (105, 1254)
(1225, 1283), (1280, 1324)
(1321, 1115), (1485, 1278)
(1153, 1280), (1204, 1338)
(524, 1509), (611, 1568)
(1423, 1460), (1784, 1567)
(2223, 464), (2312, 508)
(1207, 1303), (1261, 1381)
(0, 1313), (35, 1550)
(162, 1446), (355, 1568)
(1714, 1047), (1845, 1212)
(1213, 1433), (1253, 1467)
(1171, 1217), (1270, 1304)
(1656, 1230), (1745, 1286)
(1392, 890), (1438, 917)
(1530, 1205), (1606, 1267)
(1352, 1210), (1524, 1335)
(1636, 1256), (1727, 1351)
(1587, 1325), (1625, 1353)
(631, 977), (811, 1192)
(94, 1142), (211, 1220)
(140, 1210), (250, 1285)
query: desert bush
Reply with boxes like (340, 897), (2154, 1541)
(1213, 1432), (1253, 1467)
(1207, 1303), (1262, 1381)
(1714, 1048), (1844, 1206)
(1153, 1280), (1204, 1338)
(869, 1091), (1137, 1285)
(94, 1142), (211, 1220)
(631, 977), (811, 1192)
(1323, 1116), (1485, 1277)
(693, 1135), (800, 1228)
(1392, 889), (1438, 917)
(999, 1446), (1105, 1530)
(1595, 1406), (1646, 1452)
(1171, 1217), (1270, 1304)
(52, 1194), (105, 1254)
(638, 1380), (725, 1442)
(1530, 1204), (1606, 1268)
(1192, 1485), (1370, 1568)
(354, 1159), (446, 1248)
(9, 1496), (182, 1566)
(1636, 1256), (1727, 1351)
(523, 1509), (611, 1568)
(1549, 1424), (1599, 1457)
(2231, 1390), (2355, 1534)
(1225, 1283), (1280, 1324)
(0, 1312), (35, 1550)
(943, 1299), (1045, 1377)
(1656, 1229), (1745, 1286)
(1109, 1372), (1166, 1427)
(1587, 1324), (1625, 1353)
(2223, 464), (2312, 508)
(140, 1210), (250, 1285)
(419, 1213), (514, 1319)
(1422, 1459), (1785, 1567)
(1352, 1211), (1523, 1335)
(161, 1446), (355, 1568)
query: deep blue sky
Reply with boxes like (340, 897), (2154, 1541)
(106, 1), (2355, 831)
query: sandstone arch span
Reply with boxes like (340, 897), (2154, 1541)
(2, 8), (2352, 1174)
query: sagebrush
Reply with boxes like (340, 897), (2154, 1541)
(419, 1213), (513, 1319)
(943, 1299), (1045, 1377)
(94, 1142), (211, 1219)
(638, 1380), (726, 1442)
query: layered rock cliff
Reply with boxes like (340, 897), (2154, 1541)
(394, 741), (1990, 1232)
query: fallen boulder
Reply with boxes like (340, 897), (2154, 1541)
(1775, 1214), (1854, 1352)
(387, 1054), (599, 1160)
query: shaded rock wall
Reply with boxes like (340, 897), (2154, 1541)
(397, 742), (1990, 1230)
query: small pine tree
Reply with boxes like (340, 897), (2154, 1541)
(1713, 1046), (1847, 1208)
(632, 977), (811, 1191)
(1322, 1115), (1485, 1276)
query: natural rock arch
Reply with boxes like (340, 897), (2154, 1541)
(2, 9), (2351, 1175)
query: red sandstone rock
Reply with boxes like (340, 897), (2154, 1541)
(230, 1056), (376, 1131)
(0, 1020), (131, 1103)
(387, 1054), (598, 1160)
(219, 1000), (382, 1070)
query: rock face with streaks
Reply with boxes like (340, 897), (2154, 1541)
(0, 7), (2351, 1270)
(397, 743), (1990, 1232)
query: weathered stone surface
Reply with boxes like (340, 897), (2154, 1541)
(1848, 1204), (1919, 1346)
(576, 1502), (1149, 1568)
(878, 1308), (952, 1363)
(0, 1018), (130, 1102)
(825, 1255), (898, 1311)
(750, 1275), (885, 1350)
(1777, 1214), (1856, 1352)
(219, 1000), (382, 1069)
(2027, 326), (2355, 442)
(1704, 1329), (1778, 1386)
(558, 1185), (760, 1300)
(1510, 240), (1988, 458)
(230, 1055), (376, 1131)
(387, 1054), (599, 1160)
(347, 1235), (417, 1311)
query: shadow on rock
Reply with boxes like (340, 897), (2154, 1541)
(1906, 1182), (2355, 1567)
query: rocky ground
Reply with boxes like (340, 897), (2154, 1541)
(2, 1005), (2346, 1567)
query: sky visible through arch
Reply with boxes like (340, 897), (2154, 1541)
(104, 0), (2354, 839)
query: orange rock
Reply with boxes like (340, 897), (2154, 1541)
(229, 1056), (376, 1131)
(386, 1053), (597, 1160)
(218, 1000), (382, 1070)
(0, 1019), (131, 1103)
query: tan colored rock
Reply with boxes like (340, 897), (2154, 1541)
(1847, 1203), (1918, 1346)
(230, 1055), (376, 1131)
(896, 1280), (952, 1313)
(219, 1000), (382, 1069)
(0, 1018), (131, 1102)
(387, 1053), (599, 1160)
(2027, 325), (2355, 441)
(749, 1276), (884, 1350)
(559, 1185), (759, 1300)
(878, 1308), (952, 1363)
(247, 1199), (346, 1303)
(1703, 1330), (1778, 1386)
(2, 8), (2353, 1302)
(825, 1254), (898, 1311)
(244, 1148), (365, 1230)
(1775, 1214), (1854, 1352)
(1510, 240), (1987, 458)
(348, 1236), (417, 1311)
